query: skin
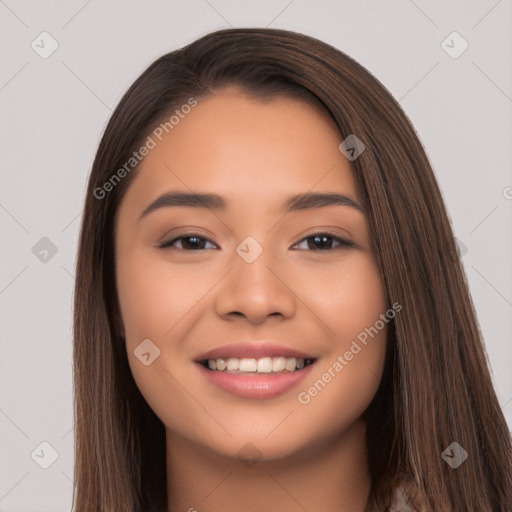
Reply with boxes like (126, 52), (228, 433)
(115, 86), (389, 512)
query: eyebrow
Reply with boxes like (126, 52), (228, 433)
(138, 191), (364, 221)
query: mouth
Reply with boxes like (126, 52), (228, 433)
(194, 342), (318, 399)
(198, 356), (317, 374)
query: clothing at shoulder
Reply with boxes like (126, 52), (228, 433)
(376, 431), (512, 512)
(370, 483), (416, 511)
(387, 484), (416, 512)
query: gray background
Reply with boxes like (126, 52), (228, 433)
(1, 1), (511, 510)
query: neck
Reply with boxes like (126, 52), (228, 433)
(166, 419), (374, 512)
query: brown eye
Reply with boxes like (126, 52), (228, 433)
(158, 232), (355, 251)
(293, 233), (355, 251)
(159, 234), (217, 250)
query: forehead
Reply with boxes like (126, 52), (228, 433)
(118, 88), (360, 220)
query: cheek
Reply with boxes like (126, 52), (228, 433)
(115, 250), (204, 342)
(115, 250), (220, 395)
(115, 252), (207, 431)
(304, 252), (388, 343)
(294, 253), (389, 427)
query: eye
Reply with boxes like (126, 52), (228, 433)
(292, 232), (355, 251)
(158, 234), (217, 250)
(158, 232), (355, 251)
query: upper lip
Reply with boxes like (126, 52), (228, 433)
(195, 342), (316, 361)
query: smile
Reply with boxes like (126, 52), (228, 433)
(196, 357), (317, 399)
(194, 341), (318, 398)
(200, 356), (316, 373)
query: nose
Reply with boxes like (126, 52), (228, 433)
(213, 245), (297, 325)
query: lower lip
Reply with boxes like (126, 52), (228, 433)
(196, 362), (315, 399)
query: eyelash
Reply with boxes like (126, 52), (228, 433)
(158, 232), (356, 251)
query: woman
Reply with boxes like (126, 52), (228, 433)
(72, 27), (512, 511)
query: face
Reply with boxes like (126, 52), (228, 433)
(115, 86), (389, 461)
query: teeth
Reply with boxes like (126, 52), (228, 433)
(239, 358), (257, 372)
(272, 356), (286, 372)
(285, 357), (297, 371)
(227, 358), (239, 371)
(257, 357), (272, 373)
(205, 356), (310, 373)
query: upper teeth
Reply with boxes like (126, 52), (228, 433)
(207, 356), (307, 373)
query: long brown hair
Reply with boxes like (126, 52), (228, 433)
(72, 27), (512, 511)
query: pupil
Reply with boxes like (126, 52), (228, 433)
(184, 236), (203, 250)
(310, 235), (331, 250)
